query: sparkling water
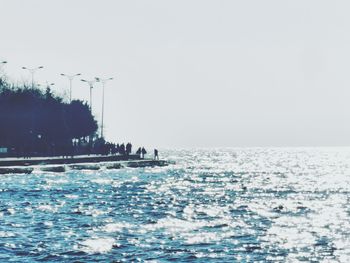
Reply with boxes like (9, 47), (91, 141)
(0, 148), (350, 262)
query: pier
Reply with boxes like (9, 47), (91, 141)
(0, 155), (170, 174)
(0, 154), (142, 167)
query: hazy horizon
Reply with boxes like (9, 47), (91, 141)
(1, 0), (350, 148)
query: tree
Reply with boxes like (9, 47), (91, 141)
(0, 81), (98, 156)
(65, 100), (98, 139)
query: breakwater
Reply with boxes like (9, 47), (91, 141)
(0, 158), (169, 174)
(0, 154), (142, 167)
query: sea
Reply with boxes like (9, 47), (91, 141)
(0, 148), (349, 262)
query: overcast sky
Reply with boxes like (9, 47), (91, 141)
(1, 0), (350, 148)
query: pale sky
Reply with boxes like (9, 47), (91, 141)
(1, 0), (350, 148)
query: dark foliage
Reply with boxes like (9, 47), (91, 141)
(0, 79), (98, 156)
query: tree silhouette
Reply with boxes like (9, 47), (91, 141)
(0, 78), (98, 156)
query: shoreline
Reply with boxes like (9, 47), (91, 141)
(0, 155), (170, 174)
(0, 154), (143, 167)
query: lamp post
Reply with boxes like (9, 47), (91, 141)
(61, 73), (81, 102)
(95, 77), (113, 138)
(80, 79), (96, 110)
(38, 82), (55, 89)
(22, 66), (44, 88)
(0, 60), (7, 72)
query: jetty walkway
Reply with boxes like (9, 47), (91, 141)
(0, 154), (142, 167)
(0, 154), (170, 174)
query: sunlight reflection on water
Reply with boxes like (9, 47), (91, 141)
(0, 148), (350, 262)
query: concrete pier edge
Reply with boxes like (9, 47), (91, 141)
(0, 158), (171, 175)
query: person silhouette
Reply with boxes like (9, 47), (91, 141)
(136, 147), (142, 158)
(119, 143), (125, 155)
(141, 147), (147, 159)
(154, 149), (159, 160)
(126, 142), (132, 155)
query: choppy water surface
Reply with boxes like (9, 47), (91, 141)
(1, 148), (350, 262)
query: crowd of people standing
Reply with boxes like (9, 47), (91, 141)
(102, 142), (159, 160)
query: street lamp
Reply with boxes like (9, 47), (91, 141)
(38, 82), (55, 97)
(38, 82), (55, 88)
(80, 79), (96, 109)
(22, 66), (44, 89)
(61, 73), (81, 102)
(0, 61), (7, 75)
(0, 60), (7, 80)
(95, 77), (113, 138)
